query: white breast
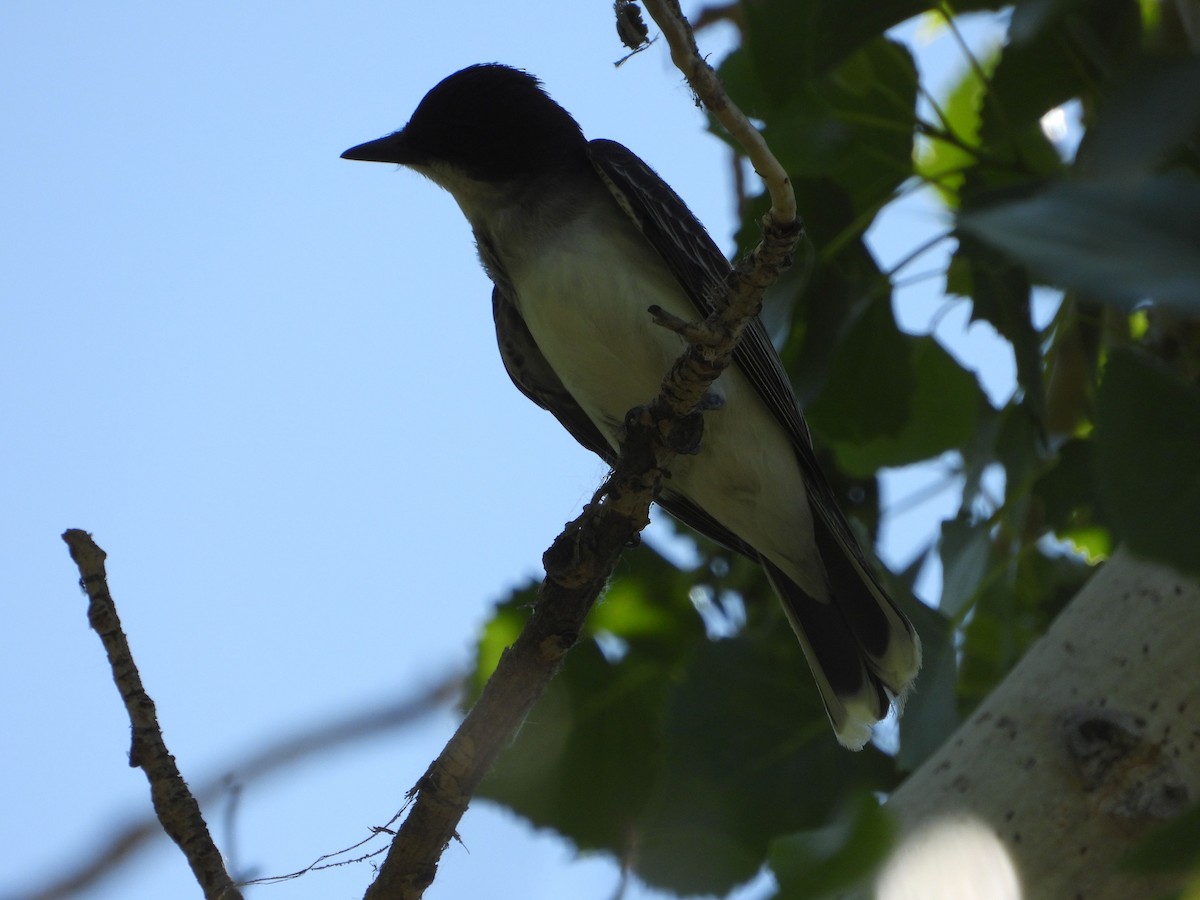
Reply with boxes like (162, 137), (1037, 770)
(478, 186), (824, 597)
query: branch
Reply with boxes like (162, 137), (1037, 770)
(60, 530), (243, 900)
(642, 0), (797, 225)
(365, 226), (800, 900)
(361, 17), (802, 899)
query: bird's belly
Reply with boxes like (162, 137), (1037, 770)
(509, 232), (823, 595)
(510, 225), (693, 435)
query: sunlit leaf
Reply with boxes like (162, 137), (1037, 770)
(769, 793), (896, 899)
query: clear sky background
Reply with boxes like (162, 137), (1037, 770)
(3, 4), (1022, 899)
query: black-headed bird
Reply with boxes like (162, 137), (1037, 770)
(342, 64), (920, 749)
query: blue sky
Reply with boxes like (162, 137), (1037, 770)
(3, 4), (1017, 899)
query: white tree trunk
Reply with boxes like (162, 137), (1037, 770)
(875, 547), (1200, 900)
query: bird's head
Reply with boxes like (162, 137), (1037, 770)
(341, 64), (587, 183)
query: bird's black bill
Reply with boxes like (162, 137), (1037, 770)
(341, 132), (409, 163)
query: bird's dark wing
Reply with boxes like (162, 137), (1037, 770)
(587, 139), (816, 456)
(492, 284), (615, 462)
(657, 488), (759, 558)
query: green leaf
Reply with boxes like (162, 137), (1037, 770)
(739, 0), (934, 87)
(958, 547), (1092, 707)
(829, 336), (983, 477)
(633, 630), (900, 894)
(1095, 349), (1200, 575)
(896, 597), (959, 771)
(478, 640), (668, 851)
(763, 38), (917, 212)
(939, 513), (991, 618)
(950, 236), (1045, 424)
(1009, 0), (1090, 43)
(976, 0), (1140, 179)
(916, 55), (991, 207)
(769, 794), (896, 899)
(468, 585), (534, 701)
(960, 176), (1200, 314)
(590, 542), (708, 653)
(1079, 57), (1200, 179)
(722, 31), (917, 212)
(1121, 800), (1200, 874)
(945, 237), (1041, 424)
(472, 545), (706, 851)
(993, 400), (1047, 512)
(1032, 438), (1099, 536)
(806, 296), (914, 446)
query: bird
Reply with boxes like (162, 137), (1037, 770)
(341, 63), (920, 749)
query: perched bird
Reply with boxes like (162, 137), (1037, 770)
(342, 64), (920, 749)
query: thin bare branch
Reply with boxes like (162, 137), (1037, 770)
(642, 0), (797, 226)
(60, 529), (243, 900)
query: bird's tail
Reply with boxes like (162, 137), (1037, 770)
(762, 511), (921, 750)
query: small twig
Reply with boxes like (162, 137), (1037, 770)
(648, 304), (723, 345)
(642, 0), (797, 226)
(60, 529), (243, 900)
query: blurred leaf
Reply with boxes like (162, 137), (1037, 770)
(473, 545), (705, 850)
(738, 0), (820, 101)
(632, 630), (900, 894)
(959, 399), (1007, 510)
(740, 0), (933, 87)
(1078, 57), (1200, 179)
(764, 39), (917, 212)
(722, 33), (917, 212)
(896, 596), (959, 771)
(768, 793), (896, 899)
(806, 296), (914, 444)
(1043, 298), (1102, 437)
(478, 640), (669, 851)
(469, 585), (534, 701)
(950, 236), (1045, 424)
(1032, 438), (1099, 536)
(976, 0), (1140, 178)
(1060, 525), (1111, 562)
(959, 547), (1092, 706)
(1095, 349), (1200, 574)
(1009, 0), (1089, 42)
(468, 544), (702, 701)
(916, 55), (992, 207)
(939, 514), (992, 617)
(1121, 800), (1200, 874)
(830, 336), (983, 476)
(994, 400), (1048, 512)
(774, 183), (891, 404)
(960, 176), (1200, 313)
(591, 543), (708, 653)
